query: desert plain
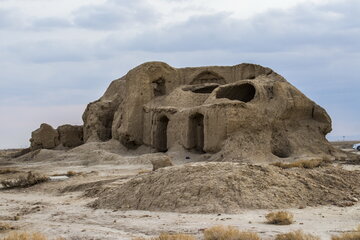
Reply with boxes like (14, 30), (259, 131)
(0, 141), (359, 240)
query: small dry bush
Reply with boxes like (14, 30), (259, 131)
(138, 169), (152, 174)
(0, 222), (13, 231)
(1, 172), (49, 189)
(66, 171), (78, 177)
(275, 230), (320, 240)
(271, 159), (324, 169)
(1, 232), (65, 240)
(204, 225), (261, 240)
(133, 233), (196, 240)
(0, 169), (19, 174)
(1, 232), (47, 240)
(331, 225), (360, 240)
(265, 211), (294, 225)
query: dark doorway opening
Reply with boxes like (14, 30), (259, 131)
(155, 116), (169, 152)
(188, 113), (205, 153)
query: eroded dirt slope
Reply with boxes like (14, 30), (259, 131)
(91, 162), (360, 213)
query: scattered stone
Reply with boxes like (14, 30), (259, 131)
(151, 156), (173, 171)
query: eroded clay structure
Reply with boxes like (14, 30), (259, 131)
(30, 123), (83, 151)
(80, 62), (339, 161)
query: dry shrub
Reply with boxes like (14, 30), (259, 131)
(332, 233), (360, 240)
(331, 225), (360, 240)
(138, 169), (152, 174)
(275, 230), (320, 240)
(204, 225), (261, 240)
(265, 211), (294, 225)
(0, 222), (13, 231)
(1, 232), (66, 240)
(0, 172), (49, 189)
(271, 159), (324, 169)
(0, 169), (19, 175)
(1, 232), (47, 240)
(66, 171), (78, 177)
(133, 233), (196, 240)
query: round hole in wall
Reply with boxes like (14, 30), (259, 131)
(216, 83), (256, 102)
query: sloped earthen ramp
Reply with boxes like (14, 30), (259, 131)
(91, 162), (360, 213)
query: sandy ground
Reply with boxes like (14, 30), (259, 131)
(0, 143), (359, 240)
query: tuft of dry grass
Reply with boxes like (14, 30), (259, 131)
(0, 172), (49, 189)
(204, 225), (261, 240)
(0, 222), (14, 232)
(271, 159), (324, 169)
(133, 233), (196, 240)
(1, 232), (47, 240)
(265, 211), (294, 225)
(138, 169), (152, 174)
(0, 169), (19, 175)
(1, 232), (66, 240)
(275, 230), (320, 240)
(331, 225), (360, 240)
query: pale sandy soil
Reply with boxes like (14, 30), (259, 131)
(1, 190), (359, 240)
(0, 144), (359, 240)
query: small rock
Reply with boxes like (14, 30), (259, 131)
(151, 157), (173, 171)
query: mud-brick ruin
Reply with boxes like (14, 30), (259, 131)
(30, 62), (343, 162)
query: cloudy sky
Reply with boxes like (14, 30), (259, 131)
(0, 0), (359, 148)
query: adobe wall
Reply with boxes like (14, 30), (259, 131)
(80, 61), (344, 162)
(110, 62), (278, 147)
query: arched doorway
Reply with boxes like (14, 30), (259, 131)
(188, 113), (204, 152)
(155, 115), (169, 152)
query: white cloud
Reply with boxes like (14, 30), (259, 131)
(0, 0), (106, 18)
(72, 0), (159, 30)
(149, 0), (336, 22)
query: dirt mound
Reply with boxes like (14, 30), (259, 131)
(61, 178), (121, 198)
(91, 162), (360, 213)
(13, 140), (160, 166)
